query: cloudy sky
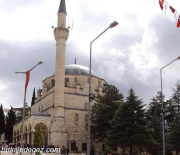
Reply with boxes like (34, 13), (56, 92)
(1, 0), (180, 109)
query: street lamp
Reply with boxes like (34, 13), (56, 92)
(73, 131), (77, 153)
(15, 60), (43, 149)
(87, 21), (118, 155)
(160, 56), (180, 155)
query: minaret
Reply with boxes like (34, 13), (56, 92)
(50, 0), (69, 146)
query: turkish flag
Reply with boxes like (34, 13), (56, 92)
(159, 0), (164, 10)
(169, 6), (175, 13)
(25, 71), (30, 91)
(177, 15), (180, 28)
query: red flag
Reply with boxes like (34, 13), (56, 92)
(25, 71), (30, 91)
(177, 15), (180, 28)
(159, 0), (164, 10)
(169, 6), (175, 13)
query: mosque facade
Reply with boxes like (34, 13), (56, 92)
(13, 0), (109, 153)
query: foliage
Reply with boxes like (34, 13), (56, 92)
(91, 85), (123, 142)
(34, 124), (43, 148)
(103, 139), (113, 155)
(90, 143), (96, 155)
(170, 114), (180, 154)
(31, 88), (36, 106)
(5, 107), (16, 143)
(0, 104), (5, 135)
(107, 88), (150, 155)
(145, 92), (163, 155)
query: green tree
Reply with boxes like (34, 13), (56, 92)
(146, 93), (163, 155)
(108, 88), (150, 155)
(5, 107), (16, 143)
(0, 104), (5, 135)
(34, 124), (43, 148)
(31, 88), (36, 106)
(90, 143), (96, 155)
(103, 139), (113, 155)
(170, 114), (180, 155)
(91, 85), (123, 142)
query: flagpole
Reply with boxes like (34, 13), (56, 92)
(15, 60), (43, 149)
(20, 86), (27, 148)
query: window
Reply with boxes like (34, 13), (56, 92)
(74, 77), (77, 83)
(75, 113), (79, 122)
(65, 78), (69, 87)
(71, 143), (76, 151)
(41, 105), (43, 111)
(102, 144), (105, 151)
(82, 143), (87, 151)
(51, 79), (55, 87)
(39, 107), (40, 112)
(85, 114), (88, 122)
(84, 103), (87, 109)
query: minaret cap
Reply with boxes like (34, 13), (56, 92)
(58, 0), (67, 14)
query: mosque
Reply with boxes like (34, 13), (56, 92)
(13, 0), (109, 153)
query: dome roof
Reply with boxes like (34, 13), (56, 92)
(65, 64), (96, 76)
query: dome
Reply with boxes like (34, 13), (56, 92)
(65, 64), (96, 76)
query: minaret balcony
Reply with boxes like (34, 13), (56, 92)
(54, 27), (69, 41)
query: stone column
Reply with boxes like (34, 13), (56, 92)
(27, 134), (29, 144)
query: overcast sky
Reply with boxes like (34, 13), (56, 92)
(1, 0), (180, 109)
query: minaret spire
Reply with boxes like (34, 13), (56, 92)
(58, 0), (66, 14)
(57, 0), (67, 27)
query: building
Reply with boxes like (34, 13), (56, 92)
(13, 0), (108, 152)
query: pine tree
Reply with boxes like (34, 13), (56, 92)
(5, 107), (16, 143)
(91, 85), (124, 142)
(34, 124), (43, 148)
(108, 88), (150, 155)
(146, 93), (163, 155)
(0, 104), (5, 135)
(31, 88), (36, 106)
(170, 114), (180, 155)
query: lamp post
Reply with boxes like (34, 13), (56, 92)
(73, 131), (77, 153)
(160, 56), (180, 155)
(87, 21), (118, 155)
(15, 60), (43, 149)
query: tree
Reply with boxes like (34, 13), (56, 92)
(91, 85), (124, 142)
(90, 143), (96, 155)
(34, 124), (43, 148)
(146, 93), (163, 155)
(167, 80), (180, 155)
(0, 104), (5, 135)
(107, 88), (150, 155)
(5, 107), (16, 143)
(31, 88), (36, 106)
(170, 114), (180, 155)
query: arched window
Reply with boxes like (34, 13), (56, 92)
(74, 77), (77, 83)
(75, 113), (79, 122)
(84, 103), (88, 109)
(85, 114), (88, 122)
